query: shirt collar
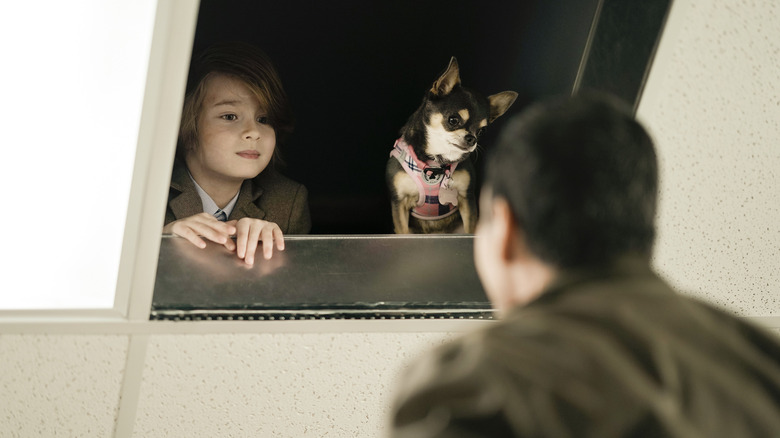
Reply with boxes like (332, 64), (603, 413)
(188, 171), (240, 219)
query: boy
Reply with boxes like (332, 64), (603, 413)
(164, 43), (310, 264)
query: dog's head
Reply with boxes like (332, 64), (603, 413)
(419, 57), (517, 164)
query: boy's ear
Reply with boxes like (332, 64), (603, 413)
(488, 91), (519, 123)
(430, 57), (461, 97)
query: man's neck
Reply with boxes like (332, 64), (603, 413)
(506, 258), (557, 309)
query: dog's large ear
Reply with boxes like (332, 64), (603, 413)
(488, 91), (519, 123)
(430, 57), (461, 97)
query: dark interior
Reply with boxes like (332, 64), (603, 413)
(155, 0), (672, 317)
(190, 0), (603, 234)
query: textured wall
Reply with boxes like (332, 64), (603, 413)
(638, 0), (780, 316)
(3, 1), (780, 438)
(132, 333), (452, 437)
(0, 335), (128, 437)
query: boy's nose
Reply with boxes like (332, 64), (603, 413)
(243, 123), (261, 140)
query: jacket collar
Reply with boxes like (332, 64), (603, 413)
(169, 160), (266, 221)
(168, 161), (203, 220)
(509, 254), (661, 314)
(231, 178), (265, 221)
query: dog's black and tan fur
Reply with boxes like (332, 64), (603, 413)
(386, 57), (517, 234)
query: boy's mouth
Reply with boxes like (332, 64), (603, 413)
(236, 150), (260, 159)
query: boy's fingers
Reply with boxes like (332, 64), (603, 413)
(202, 217), (236, 237)
(222, 236), (236, 252)
(243, 223), (264, 265)
(175, 227), (207, 249)
(260, 224), (285, 260)
(235, 221), (249, 259)
(229, 219), (284, 264)
(190, 222), (231, 245)
(260, 227), (275, 260)
(167, 214), (237, 250)
(191, 213), (235, 236)
(274, 227), (285, 251)
(222, 220), (238, 235)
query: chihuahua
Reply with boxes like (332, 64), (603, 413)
(386, 57), (517, 234)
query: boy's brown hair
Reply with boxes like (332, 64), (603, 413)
(177, 42), (294, 165)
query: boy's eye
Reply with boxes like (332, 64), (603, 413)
(257, 116), (268, 124)
(221, 114), (237, 121)
(448, 115), (460, 127)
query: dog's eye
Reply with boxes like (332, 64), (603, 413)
(448, 116), (460, 127)
(477, 128), (485, 137)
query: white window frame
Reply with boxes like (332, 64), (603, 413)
(113, 0), (200, 320)
(0, 0), (200, 321)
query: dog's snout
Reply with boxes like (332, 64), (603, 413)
(465, 134), (477, 146)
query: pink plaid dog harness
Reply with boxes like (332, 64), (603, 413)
(390, 138), (459, 220)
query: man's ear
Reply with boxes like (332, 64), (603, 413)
(493, 197), (537, 265)
(491, 198), (520, 262)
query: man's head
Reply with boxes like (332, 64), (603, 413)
(475, 92), (658, 310)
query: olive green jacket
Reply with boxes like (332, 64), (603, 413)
(391, 256), (780, 437)
(165, 161), (311, 234)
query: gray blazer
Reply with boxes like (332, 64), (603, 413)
(165, 161), (311, 234)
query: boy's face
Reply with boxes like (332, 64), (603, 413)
(186, 73), (275, 188)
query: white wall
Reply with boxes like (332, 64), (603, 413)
(637, 0), (780, 317)
(0, 335), (128, 435)
(132, 332), (454, 437)
(1, 0), (779, 437)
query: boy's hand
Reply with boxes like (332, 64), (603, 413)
(163, 213), (237, 252)
(228, 218), (285, 265)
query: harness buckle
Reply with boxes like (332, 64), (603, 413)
(423, 166), (446, 178)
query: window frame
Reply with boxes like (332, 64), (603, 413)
(143, 0), (673, 320)
(115, 0), (201, 320)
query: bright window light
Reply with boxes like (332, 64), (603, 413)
(0, 1), (157, 309)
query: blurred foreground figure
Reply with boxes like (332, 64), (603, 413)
(390, 93), (780, 438)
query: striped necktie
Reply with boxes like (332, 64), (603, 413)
(215, 209), (227, 222)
